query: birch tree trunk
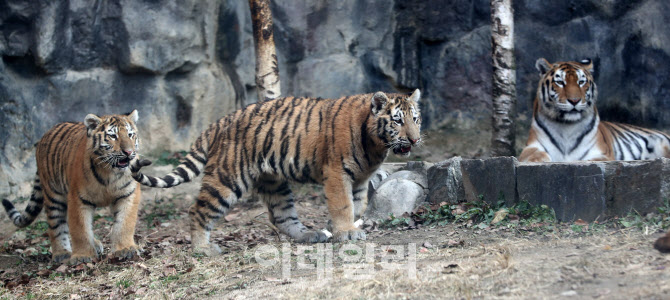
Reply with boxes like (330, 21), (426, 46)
(249, 0), (281, 102)
(490, 0), (516, 157)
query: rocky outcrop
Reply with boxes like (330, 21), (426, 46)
(3, 0), (670, 199)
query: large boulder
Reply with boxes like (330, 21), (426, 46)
(366, 168), (428, 220)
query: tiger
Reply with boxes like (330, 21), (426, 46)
(519, 58), (670, 162)
(130, 90), (422, 255)
(2, 111), (144, 264)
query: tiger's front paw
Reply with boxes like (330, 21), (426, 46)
(334, 229), (366, 242)
(294, 230), (330, 243)
(112, 246), (140, 260)
(69, 254), (96, 265)
(52, 252), (72, 264)
(94, 239), (104, 257)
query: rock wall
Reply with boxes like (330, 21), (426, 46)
(2, 0), (670, 198)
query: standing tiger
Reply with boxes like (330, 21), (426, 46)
(519, 58), (670, 162)
(2, 111), (144, 264)
(131, 90), (422, 255)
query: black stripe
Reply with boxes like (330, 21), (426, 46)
(80, 196), (97, 208)
(197, 199), (225, 214)
(343, 165), (356, 181)
(49, 219), (67, 230)
(190, 151), (207, 164)
(46, 205), (66, 212)
(274, 216), (298, 224)
(148, 175), (159, 186)
(113, 188), (136, 206)
(119, 180), (133, 190)
(175, 167), (190, 181)
(2, 199), (14, 212)
(534, 117), (563, 154)
(183, 159), (201, 176)
(569, 114), (597, 153)
(89, 158), (106, 185)
(203, 184), (230, 209)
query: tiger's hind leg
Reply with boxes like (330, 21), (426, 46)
(256, 177), (328, 243)
(189, 175), (241, 256)
(44, 193), (72, 263)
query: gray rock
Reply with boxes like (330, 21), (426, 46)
(516, 162), (607, 222)
(461, 157), (517, 205)
(605, 158), (670, 216)
(4, 0), (670, 200)
(384, 170), (427, 189)
(366, 178), (424, 220)
(427, 157), (464, 204)
(367, 168), (390, 201)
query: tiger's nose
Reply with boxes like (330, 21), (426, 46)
(409, 138), (419, 145)
(567, 98), (581, 106)
(123, 149), (134, 157)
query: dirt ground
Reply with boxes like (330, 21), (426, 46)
(1, 163), (669, 299)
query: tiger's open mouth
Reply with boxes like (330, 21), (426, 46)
(114, 157), (131, 169)
(393, 145), (412, 155)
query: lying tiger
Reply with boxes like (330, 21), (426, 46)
(2, 111), (144, 264)
(131, 90), (422, 255)
(519, 58), (670, 253)
(520, 58), (670, 162)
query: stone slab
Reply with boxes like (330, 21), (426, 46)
(517, 162), (607, 222)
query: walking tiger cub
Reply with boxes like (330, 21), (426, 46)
(520, 58), (670, 162)
(131, 90), (422, 255)
(2, 111), (144, 264)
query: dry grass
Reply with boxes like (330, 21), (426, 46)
(1, 165), (670, 299)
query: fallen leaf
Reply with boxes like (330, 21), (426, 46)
(574, 219), (588, 226)
(55, 265), (69, 273)
(224, 213), (239, 222)
(491, 208), (508, 224)
(444, 240), (464, 248)
(419, 247), (429, 253)
(423, 241), (433, 249)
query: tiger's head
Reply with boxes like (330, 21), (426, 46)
(370, 89), (422, 156)
(84, 110), (141, 170)
(535, 58), (597, 123)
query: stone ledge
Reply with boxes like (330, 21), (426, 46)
(425, 157), (670, 222)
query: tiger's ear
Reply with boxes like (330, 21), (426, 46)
(535, 58), (553, 75)
(371, 92), (390, 115)
(409, 89), (421, 104)
(84, 114), (102, 131)
(127, 110), (139, 123)
(579, 58), (594, 73)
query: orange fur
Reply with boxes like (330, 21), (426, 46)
(132, 91), (422, 253)
(521, 58), (670, 162)
(2, 111), (144, 264)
